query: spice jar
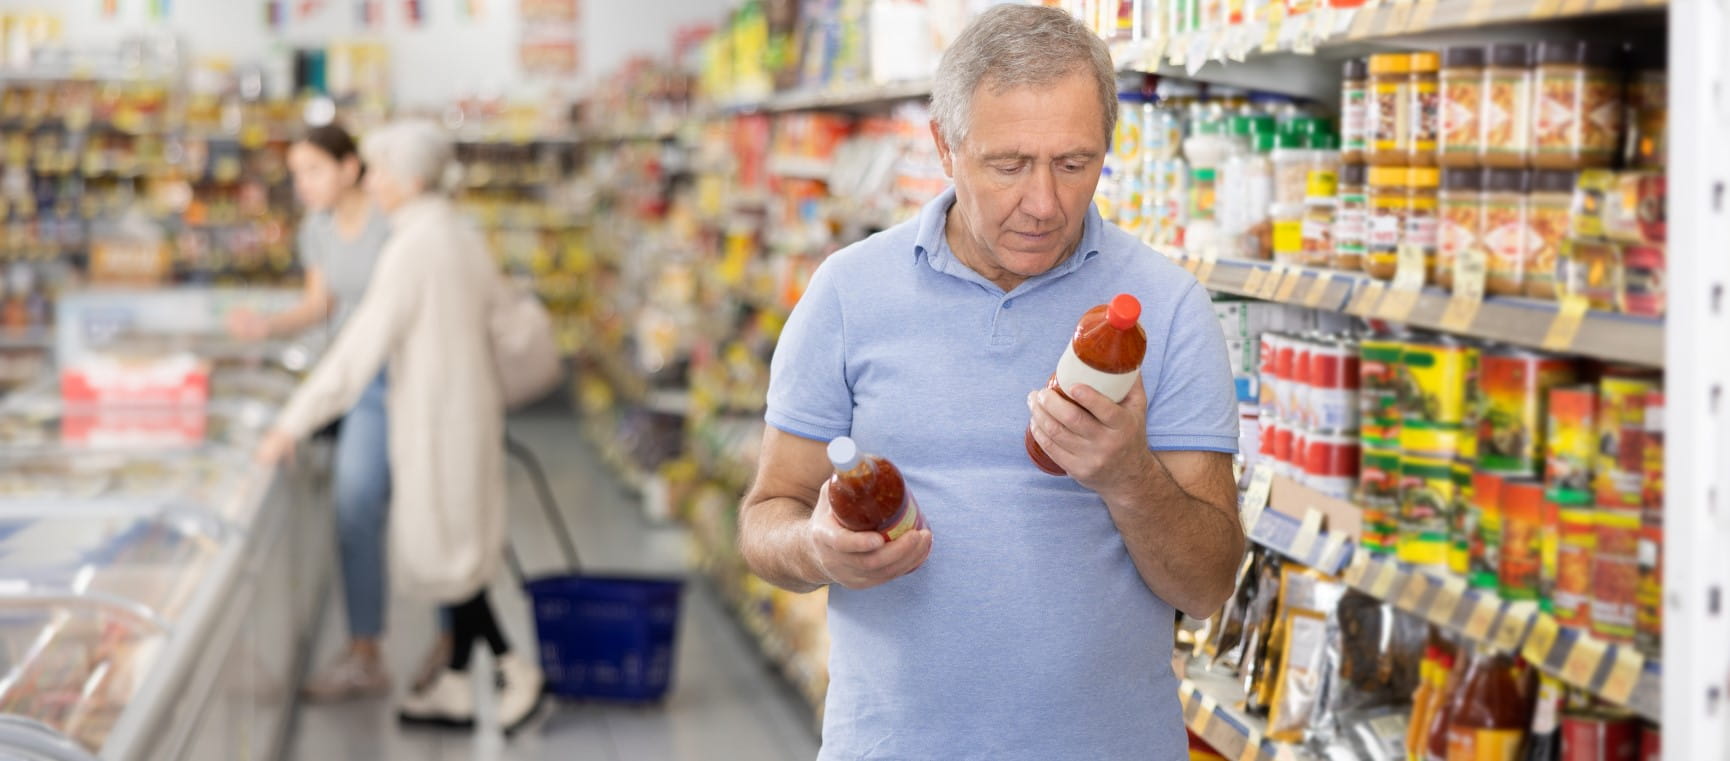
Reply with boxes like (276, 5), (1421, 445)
(1407, 167), (1441, 282)
(1272, 202), (1305, 265)
(1333, 163), (1368, 271)
(1481, 43), (1532, 168)
(1532, 41), (1624, 170)
(1439, 46), (1485, 167)
(1525, 169), (1577, 300)
(1367, 166), (1409, 279)
(1437, 167), (1484, 291)
(1342, 58), (1369, 163)
(1302, 150), (1340, 267)
(1408, 52), (1441, 166)
(1272, 131), (1310, 208)
(1368, 54), (1412, 167)
(1626, 68), (1665, 170)
(1482, 168), (1533, 296)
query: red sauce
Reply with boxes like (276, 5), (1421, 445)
(1027, 295), (1148, 476)
(829, 455), (912, 537)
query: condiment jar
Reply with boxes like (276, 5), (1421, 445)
(1342, 58), (1370, 163)
(1406, 167), (1441, 282)
(1438, 46), (1485, 167)
(1272, 131), (1310, 208)
(1437, 167), (1484, 291)
(1481, 43), (1532, 168)
(1366, 166), (1409, 279)
(1524, 169), (1577, 300)
(1626, 65), (1664, 170)
(1302, 146), (1341, 267)
(1333, 163), (1368, 272)
(1532, 41), (1624, 170)
(1368, 53), (1412, 167)
(1408, 52), (1441, 166)
(1481, 168), (1533, 296)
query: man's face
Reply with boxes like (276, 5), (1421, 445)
(934, 69), (1107, 288)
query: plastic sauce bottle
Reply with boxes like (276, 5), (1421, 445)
(827, 437), (927, 541)
(1444, 647), (1532, 761)
(1027, 294), (1148, 476)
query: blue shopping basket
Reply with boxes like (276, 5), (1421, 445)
(506, 437), (686, 702)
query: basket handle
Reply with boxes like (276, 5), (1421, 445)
(505, 434), (583, 575)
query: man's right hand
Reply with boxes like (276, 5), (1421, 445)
(806, 482), (932, 590)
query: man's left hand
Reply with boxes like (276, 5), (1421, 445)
(1027, 376), (1153, 497)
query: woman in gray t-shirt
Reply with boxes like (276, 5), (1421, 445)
(228, 125), (414, 701)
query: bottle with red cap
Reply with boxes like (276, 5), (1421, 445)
(826, 436), (927, 541)
(1026, 293), (1148, 476)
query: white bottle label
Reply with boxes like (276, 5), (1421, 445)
(1054, 344), (1140, 403)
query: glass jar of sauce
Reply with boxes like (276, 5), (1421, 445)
(1407, 167), (1441, 282)
(1408, 52), (1442, 166)
(1367, 166), (1409, 279)
(1438, 46), (1485, 167)
(1437, 167), (1484, 291)
(1368, 54), (1412, 167)
(1480, 43), (1532, 169)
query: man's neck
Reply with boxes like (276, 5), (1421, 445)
(942, 204), (1078, 293)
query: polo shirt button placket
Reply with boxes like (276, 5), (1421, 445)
(990, 297), (1017, 346)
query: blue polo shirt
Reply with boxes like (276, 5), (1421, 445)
(766, 188), (1238, 760)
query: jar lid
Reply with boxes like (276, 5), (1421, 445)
(1533, 169), (1580, 194)
(1308, 132), (1340, 150)
(1195, 119), (1224, 135)
(1248, 114), (1278, 134)
(1253, 132), (1277, 152)
(1580, 41), (1625, 70)
(1488, 42), (1531, 68)
(1369, 166), (1408, 187)
(1442, 46), (1485, 69)
(1193, 167), (1218, 181)
(1410, 51), (1442, 72)
(1229, 115), (1256, 136)
(1441, 167), (1482, 191)
(1535, 40), (1580, 67)
(1343, 58), (1369, 80)
(1341, 163), (1367, 186)
(1485, 167), (1532, 193)
(1273, 132), (1306, 150)
(1408, 167), (1441, 188)
(1370, 53), (1412, 74)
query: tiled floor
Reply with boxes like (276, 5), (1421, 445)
(281, 409), (820, 761)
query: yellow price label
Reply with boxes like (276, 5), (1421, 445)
(1464, 596), (1500, 639)
(1466, 0), (1498, 22)
(1344, 550), (1373, 587)
(1318, 531), (1350, 572)
(1494, 602), (1536, 653)
(1275, 266), (1305, 301)
(1600, 648), (1645, 705)
(1244, 268), (1269, 297)
(1291, 509), (1325, 559)
(1348, 280), (1387, 317)
(1561, 635), (1609, 687)
(1397, 572), (1431, 611)
(1410, 0), (1440, 29)
(1430, 577), (1466, 625)
(1303, 271), (1335, 308)
(1262, 265), (1288, 299)
(1376, 287), (1421, 322)
(1383, 1), (1414, 32)
(1522, 613), (1561, 664)
(1369, 560), (1401, 598)
(1348, 4), (1380, 38)
(1530, 0), (1566, 17)
(1558, 0), (1590, 13)
(1542, 295), (1591, 351)
(1593, 0), (1625, 8)
(1239, 730), (1264, 761)
(1196, 258), (1218, 285)
(1196, 692), (1219, 733)
(1182, 254), (1201, 274)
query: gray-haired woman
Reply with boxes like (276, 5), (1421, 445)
(256, 120), (544, 731)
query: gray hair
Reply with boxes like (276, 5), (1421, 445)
(360, 119), (463, 195)
(930, 4), (1118, 149)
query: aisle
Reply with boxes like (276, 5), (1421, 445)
(281, 407), (820, 761)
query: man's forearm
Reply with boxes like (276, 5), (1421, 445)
(739, 498), (830, 593)
(1100, 451), (1245, 617)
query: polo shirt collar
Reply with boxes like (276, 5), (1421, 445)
(911, 187), (1106, 285)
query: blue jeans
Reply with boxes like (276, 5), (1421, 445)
(333, 372), (391, 640)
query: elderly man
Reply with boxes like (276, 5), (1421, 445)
(739, 5), (1245, 758)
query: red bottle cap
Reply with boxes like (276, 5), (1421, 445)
(1107, 294), (1141, 330)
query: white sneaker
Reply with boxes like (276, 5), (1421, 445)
(398, 670), (475, 728)
(301, 651), (391, 703)
(495, 654), (546, 734)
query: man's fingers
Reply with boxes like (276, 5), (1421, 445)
(1027, 409), (1082, 464)
(1067, 378), (1140, 429)
(817, 522), (886, 554)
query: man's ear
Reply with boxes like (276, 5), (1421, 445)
(930, 121), (955, 179)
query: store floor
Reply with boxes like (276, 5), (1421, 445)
(281, 407), (821, 761)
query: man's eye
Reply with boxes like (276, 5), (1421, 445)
(994, 164), (1023, 175)
(1060, 161), (1086, 172)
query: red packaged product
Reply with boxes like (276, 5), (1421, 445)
(1592, 511), (1641, 644)
(827, 437), (927, 541)
(1561, 710), (1641, 761)
(1027, 294), (1147, 476)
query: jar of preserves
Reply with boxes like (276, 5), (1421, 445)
(1481, 43), (1532, 168)
(1342, 58), (1370, 163)
(1407, 167), (1441, 282)
(1367, 166), (1409, 279)
(1409, 52), (1442, 166)
(1437, 167), (1484, 291)
(1482, 168), (1533, 296)
(1532, 41), (1625, 170)
(1438, 46), (1485, 167)
(1333, 163), (1368, 271)
(1369, 54), (1412, 167)
(1525, 169), (1577, 300)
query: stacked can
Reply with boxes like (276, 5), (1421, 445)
(1257, 333), (1361, 500)
(1358, 337), (1404, 555)
(1393, 336), (1476, 570)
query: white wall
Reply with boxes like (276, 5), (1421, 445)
(2, 0), (733, 107)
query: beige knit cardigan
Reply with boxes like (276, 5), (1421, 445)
(275, 194), (507, 604)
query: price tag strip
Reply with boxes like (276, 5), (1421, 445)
(1409, 0), (1440, 30)
(1274, 266), (1305, 302)
(1558, 0), (1590, 14)
(1369, 559), (1401, 598)
(1598, 648), (1645, 706)
(1343, 550), (1373, 587)
(1348, 280), (1388, 317)
(1396, 571), (1434, 613)
(1348, 3), (1380, 38)
(1428, 576), (1467, 626)
(1465, 0), (1498, 22)
(1463, 593), (1500, 640)
(1542, 294), (1591, 351)
(1560, 634), (1609, 688)
(1439, 246), (1488, 331)
(1290, 508), (1325, 561)
(1493, 601), (1538, 654)
(1521, 613), (1562, 666)
(1317, 531), (1350, 575)
(1238, 729), (1265, 761)
(1529, 0), (1566, 17)
(1302, 271), (1336, 308)
(1196, 255), (1219, 285)
(1241, 465), (1275, 529)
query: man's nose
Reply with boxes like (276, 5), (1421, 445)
(1018, 164), (1060, 221)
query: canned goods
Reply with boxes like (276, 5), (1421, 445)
(1303, 429), (1360, 500)
(1469, 471), (1505, 590)
(1449, 461), (1474, 576)
(1308, 338), (1361, 433)
(1592, 510), (1641, 644)
(1597, 375), (1659, 510)
(1635, 524), (1662, 657)
(1399, 454), (1455, 568)
(1259, 333), (1280, 412)
(1641, 391), (1663, 526)
(1399, 338), (1472, 456)
(1362, 448), (1401, 502)
(1362, 497), (1400, 556)
(1561, 710), (1641, 761)
(1478, 349), (1579, 477)
(1555, 507), (1598, 627)
(1498, 478), (1546, 601)
(1292, 338), (1315, 426)
(1275, 335), (1298, 419)
(1546, 385), (1599, 505)
(1360, 338), (1404, 445)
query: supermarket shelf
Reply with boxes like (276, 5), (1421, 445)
(580, 123), (683, 143)
(1183, 254), (1664, 367)
(709, 79), (932, 116)
(1240, 478), (1662, 722)
(766, 155), (833, 182)
(1179, 661), (1317, 761)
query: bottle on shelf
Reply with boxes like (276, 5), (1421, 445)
(1027, 294), (1147, 476)
(826, 436), (928, 541)
(1523, 675), (1565, 761)
(1444, 646), (1533, 761)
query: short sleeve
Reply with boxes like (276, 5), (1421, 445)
(297, 216), (324, 273)
(764, 260), (852, 442)
(1145, 282), (1239, 453)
